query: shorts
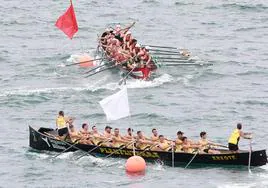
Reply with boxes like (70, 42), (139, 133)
(58, 127), (68, 136)
(228, 143), (239, 151)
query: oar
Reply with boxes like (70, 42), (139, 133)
(248, 139), (252, 173)
(137, 143), (159, 156)
(85, 65), (117, 78)
(151, 52), (184, 56)
(75, 138), (112, 160)
(171, 144), (175, 167)
(155, 57), (190, 60)
(159, 62), (213, 67)
(144, 45), (180, 50)
(118, 65), (137, 85)
(185, 151), (199, 169)
(83, 61), (112, 75)
(64, 58), (103, 67)
(104, 140), (136, 158)
(157, 59), (192, 62)
(51, 139), (81, 159)
(148, 49), (181, 54)
(44, 132), (96, 158)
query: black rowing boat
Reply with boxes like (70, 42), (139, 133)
(29, 126), (267, 167)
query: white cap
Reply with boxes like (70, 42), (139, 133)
(116, 24), (121, 28)
(126, 31), (131, 35)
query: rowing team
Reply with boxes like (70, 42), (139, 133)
(56, 111), (252, 154)
(100, 24), (154, 69)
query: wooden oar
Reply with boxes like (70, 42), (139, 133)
(248, 139), (252, 173)
(185, 151), (199, 169)
(104, 140), (136, 158)
(159, 62), (213, 67)
(118, 65), (137, 85)
(83, 61), (112, 75)
(144, 45), (180, 50)
(51, 139), (81, 159)
(171, 144), (175, 167)
(44, 132), (96, 158)
(65, 58), (103, 67)
(157, 59), (192, 62)
(84, 65), (117, 78)
(155, 57), (190, 60)
(151, 52), (184, 56)
(137, 143), (159, 156)
(148, 49), (180, 53)
(75, 138), (112, 160)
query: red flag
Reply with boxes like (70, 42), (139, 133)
(55, 1), (78, 39)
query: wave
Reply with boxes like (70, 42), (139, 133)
(222, 3), (268, 11)
(0, 74), (173, 98)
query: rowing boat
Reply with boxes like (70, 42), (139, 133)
(29, 126), (267, 167)
(98, 31), (157, 80)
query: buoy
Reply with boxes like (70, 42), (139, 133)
(77, 54), (94, 68)
(125, 156), (146, 173)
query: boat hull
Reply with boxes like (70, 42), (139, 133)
(29, 126), (267, 167)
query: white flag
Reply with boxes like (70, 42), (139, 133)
(99, 87), (130, 121)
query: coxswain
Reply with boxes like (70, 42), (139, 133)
(56, 111), (70, 140)
(175, 131), (184, 152)
(151, 128), (159, 142)
(228, 123), (252, 152)
(113, 24), (124, 43)
(112, 128), (129, 148)
(123, 31), (132, 50)
(198, 132), (220, 154)
(136, 131), (153, 150)
(69, 125), (92, 145)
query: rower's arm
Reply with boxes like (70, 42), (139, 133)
(240, 131), (252, 139)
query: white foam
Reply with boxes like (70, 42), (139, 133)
(113, 73), (174, 89)
(1, 74), (173, 97)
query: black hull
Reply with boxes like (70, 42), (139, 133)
(29, 126), (267, 167)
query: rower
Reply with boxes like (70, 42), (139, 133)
(80, 123), (91, 136)
(69, 125), (92, 145)
(155, 135), (172, 151)
(151, 128), (159, 142)
(198, 132), (220, 154)
(91, 125), (105, 145)
(175, 131), (184, 152)
(181, 137), (199, 153)
(112, 128), (129, 148)
(129, 39), (137, 52)
(228, 123), (252, 152)
(56, 111), (69, 140)
(124, 128), (134, 140)
(104, 125), (113, 138)
(136, 131), (153, 150)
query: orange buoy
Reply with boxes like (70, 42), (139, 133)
(77, 54), (94, 68)
(125, 156), (146, 173)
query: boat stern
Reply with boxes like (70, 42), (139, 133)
(251, 149), (267, 166)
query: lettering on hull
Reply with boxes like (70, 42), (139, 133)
(212, 155), (236, 161)
(99, 148), (160, 158)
